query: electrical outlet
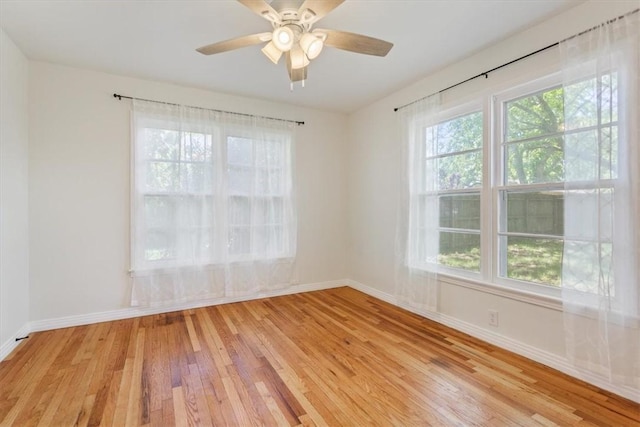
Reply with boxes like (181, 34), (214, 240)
(489, 309), (499, 327)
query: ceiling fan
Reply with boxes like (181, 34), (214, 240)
(196, 0), (393, 85)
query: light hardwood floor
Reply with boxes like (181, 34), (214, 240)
(1, 287), (638, 426)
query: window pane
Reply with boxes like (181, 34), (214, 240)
(438, 232), (480, 272)
(505, 137), (564, 184)
(229, 196), (251, 225)
(439, 194), (480, 230)
(256, 169), (283, 194)
(564, 189), (613, 242)
(180, 163), (213, 193)
(505, 87), (563, 142)
(256, 140), (284, 167)
(229, 226), (250, 255)
(426, 111), (482, 156)
(227, 137), (253, 166)
(144, 196), (175, 228)
(565, 127), (618, 182)
(564, 73), (618, 130)
(228, 166), (252, 195)
(255, 199), (283, 225)
(501, 236), (563, 286)
(146, 161), (178, 191)
(254, 226), (284, 254)
(563, 241), (613, 295)
(181, 132), (212, 162)
(504, 191), (563, 236)
(144, 128), (179, 160)
(145, 230), (175, 261)
(175, 196), (212, 227)
(425, 150), (482, 190)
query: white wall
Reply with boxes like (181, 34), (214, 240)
(347, 0), (639, 400)
(0, 29), (30, 354)
(28, 62), (349, 321)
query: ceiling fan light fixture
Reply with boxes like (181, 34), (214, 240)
(300, 32), (323, 60)
(261, 41), (283, 64)
(289, 45), (310, 70)
(272, 26), (294, 51)
(196, 0), (394, 86)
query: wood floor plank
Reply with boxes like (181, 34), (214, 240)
(1, 287), (638, 426)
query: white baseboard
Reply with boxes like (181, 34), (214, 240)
(346, 279), (640, 404)
(0, 323), (31, 361)
(28, 280), (346, 333)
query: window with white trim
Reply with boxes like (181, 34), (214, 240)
(496, 73), (617, 292)
(226, 135), (291, 260)
(134, 115), (294, 271)
(408, 70), (622, 296)
(410, 107), (483, 273)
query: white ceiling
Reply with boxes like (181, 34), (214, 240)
(1, 0), (585, 113)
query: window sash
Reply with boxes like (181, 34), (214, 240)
(495, 72), (619, 294)
(408, 106), (483, 275)
(133, 122), (294, 270)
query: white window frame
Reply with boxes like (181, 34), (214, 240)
(221, 127), (295, 263)
(408, 65), (626, 305)
(492, 73), (566, 298)
(132, 118), (294, 273)
(408, 101), (485, 280)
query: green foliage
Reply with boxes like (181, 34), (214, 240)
(438, 246), (481, 272)
(506, 238), (563, 286)
(505, 87), (564, 184)
(427, 112), (483, 190)
(439, 238), (563, 286)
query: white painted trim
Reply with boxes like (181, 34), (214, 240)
(346, 279), (640, 404)
(437, 274), (563, 311)
(28, 280), (346, 333)
(0, 322), (30, 361)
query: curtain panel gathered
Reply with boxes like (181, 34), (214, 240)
(560, 11), (640, 389)
(396, 94), (442, 312)
(130, 100), (297, 306)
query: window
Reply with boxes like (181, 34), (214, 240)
(497, 74), (617, 292)
(140, 127), (215, 264)
(133, 111), (294, 272)
(226, 136), (291, 259)
(408, 71), (622, 296)
(410, 108), (483, 273)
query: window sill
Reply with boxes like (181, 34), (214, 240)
(437, 273), (563, 312)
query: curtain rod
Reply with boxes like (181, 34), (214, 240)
(113, 93), (305, 126)
(393, 8), (639, 112)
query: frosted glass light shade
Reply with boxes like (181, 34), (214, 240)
(272, 27), (294, 52)
(300, 32), (323, 60)
(261, 41), (283, 64)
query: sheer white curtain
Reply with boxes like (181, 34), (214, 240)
(560, 11), (639, 389)
(396, 94), (441, 312)
(131, 100), (296, 306)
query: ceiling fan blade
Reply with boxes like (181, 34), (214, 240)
(298, 0), (345, 23)
(286, 52), (308, 82)
(196, 32), (271, 55)
(316, 29), (393, 57)
(236, 0), (279, 22)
